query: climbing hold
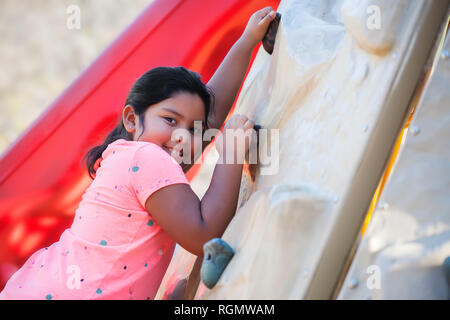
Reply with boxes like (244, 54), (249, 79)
(262, 12), (281, 55)
(247, 124), (262, 182)
(253, 124), (261, 151)
(200, 238), (235, 289)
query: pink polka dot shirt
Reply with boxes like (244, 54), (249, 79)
(0, 139), (189, 300)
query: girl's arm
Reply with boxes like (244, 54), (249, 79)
(146, 154), (245, 256)
(206, 38), (254, 130)
(146, 114), (253, 257)
(180, 7), (276, 175)
(206, 7), (277, 130)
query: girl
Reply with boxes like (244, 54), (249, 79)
(0, 7), (277, 300)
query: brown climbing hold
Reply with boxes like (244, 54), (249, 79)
(262, 12), (281, 55)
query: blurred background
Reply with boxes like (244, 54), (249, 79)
(0, 0), (151, 156)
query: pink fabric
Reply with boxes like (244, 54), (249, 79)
(0, 139), (189, 300)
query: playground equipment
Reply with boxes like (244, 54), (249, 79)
(1, 0), (449, 299)
(0, 0), (279, 291)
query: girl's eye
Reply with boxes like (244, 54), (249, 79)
(164, 117), (176, 124)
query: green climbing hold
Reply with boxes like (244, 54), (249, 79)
(200, 238), (235, 289)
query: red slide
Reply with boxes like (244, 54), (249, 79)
(0, 0), (279, 290)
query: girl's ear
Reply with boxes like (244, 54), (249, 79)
(122, 104), (138, 133)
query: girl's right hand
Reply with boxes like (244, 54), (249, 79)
(215, 114), (255, 163)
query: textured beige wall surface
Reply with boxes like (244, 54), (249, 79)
(338, 16), (450, 300)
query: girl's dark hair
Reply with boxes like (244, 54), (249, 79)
(83, 66), (215, 179)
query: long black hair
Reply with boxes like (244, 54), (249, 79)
(83, 66), (215, 179)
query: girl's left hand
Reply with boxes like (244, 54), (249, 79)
(241, 7), (277, 48)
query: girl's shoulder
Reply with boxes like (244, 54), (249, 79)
(107, 138), (150, 149)
(132, 142), (180, 167)
(104, 139), (180, 169)
(107, 138), (162, 149)
(103, 139), (165, 159)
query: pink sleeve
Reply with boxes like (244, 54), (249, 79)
(129, 143), (189, 208)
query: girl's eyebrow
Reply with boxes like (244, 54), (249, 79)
(161, 107), (184, 119)
(162, 107), (203, 127)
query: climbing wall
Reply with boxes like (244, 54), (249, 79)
(337, 13), (450, 300)
(157, 0), (449, 299)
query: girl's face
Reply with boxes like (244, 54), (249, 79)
(122, 91), (206, 166)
